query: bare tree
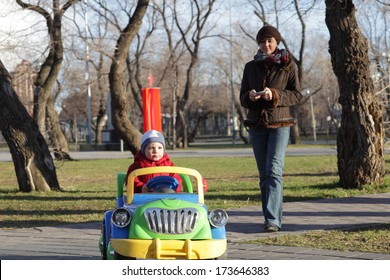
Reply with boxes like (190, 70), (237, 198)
(46, 81), (72, 160)
(71, 1), (112, 144)
(357, 1), (390, 142)
(63, 0), (151, 147)
(86, 39), (110, 145)
(0, 60), (61, 192)
(125, 10), (158, 113)
(152, 0), (186, 147)
(109, 0), (149, 155)
(60, 77), (98, 142)
(16, 0), (79, 160)
(325, 0), (385, 188)
(172, 0), (217, 148)
(214, 37), (250, 144)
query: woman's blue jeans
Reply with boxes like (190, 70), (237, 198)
(249, 126), (290, 229)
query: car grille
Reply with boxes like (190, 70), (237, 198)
(144, 208), (199, 234)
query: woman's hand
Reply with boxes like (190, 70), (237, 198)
(249, 87), (273, 101)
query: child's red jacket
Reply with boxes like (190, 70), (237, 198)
(125, 151), (182, 193)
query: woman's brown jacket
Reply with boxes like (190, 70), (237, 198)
(240, 56), (302, 128)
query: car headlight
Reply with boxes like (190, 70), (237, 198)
(111, 208), (132, 228)
(209, 209), (228, 227)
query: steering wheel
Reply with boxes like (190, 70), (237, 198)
(145, 176), (178, 193)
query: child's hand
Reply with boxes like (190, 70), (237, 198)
(142, 185), (149, 193)
(202, 178), (208, 193)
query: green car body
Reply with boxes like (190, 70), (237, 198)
(99, 166), (228, 260)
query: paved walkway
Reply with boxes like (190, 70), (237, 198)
(226, 192), (390, 260)
(1, 192), (389, 260)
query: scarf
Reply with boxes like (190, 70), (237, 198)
(254, 48), (291, 66)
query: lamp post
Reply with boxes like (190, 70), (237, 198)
(229, 0), (235, 144)
(84, 0), (92, 144)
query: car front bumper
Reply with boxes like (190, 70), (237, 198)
(111, 238), (227, 259)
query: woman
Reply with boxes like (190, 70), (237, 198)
(240, 25), (302, 232)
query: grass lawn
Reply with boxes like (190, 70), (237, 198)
(247, 224), (390, 254)
(1, 152), (389, 254)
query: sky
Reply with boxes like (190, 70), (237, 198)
(0, 1), (47, 71)
(0, 0), (332, 72)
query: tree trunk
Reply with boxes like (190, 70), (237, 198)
(46, 81), (72, 161)
(0, 60), (61, 192)
(16, 0), (75, 158)
(289, 107), (301, 144)
(109, 0), (149, 155)
(236, 99), (250, 145)
(325, 0), (385, 188)
(95, 100), (106, 145)
(46, 97), (72, 161)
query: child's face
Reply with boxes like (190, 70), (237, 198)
(144, 142), (164, 161)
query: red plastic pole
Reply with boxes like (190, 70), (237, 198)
(142, 87), (162, 132)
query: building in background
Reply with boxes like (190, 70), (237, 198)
(10, 60), (36, 115)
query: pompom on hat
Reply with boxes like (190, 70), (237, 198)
(256, 25), (282, 45)
(140, 130), (165, 155)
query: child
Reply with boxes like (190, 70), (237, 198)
(126, 130), (182, 193)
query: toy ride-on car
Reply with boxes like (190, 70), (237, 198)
(99, 166), (228, 260)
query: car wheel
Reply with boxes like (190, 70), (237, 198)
(101, 221), (107, 260)
(214, 251), (228, 260)
(114, 252), (136, 260)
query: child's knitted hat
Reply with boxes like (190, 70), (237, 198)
(140, 130), (165, 155)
